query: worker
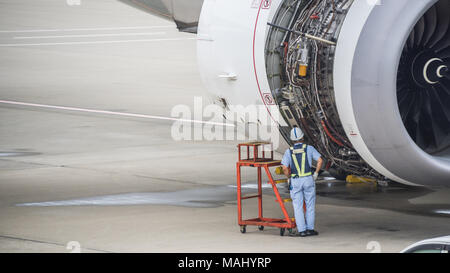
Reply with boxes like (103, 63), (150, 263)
(281, 127), (323, 237)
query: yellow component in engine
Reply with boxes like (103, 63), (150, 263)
(346, 175), (377, 184)
(299, 64), (308, 77)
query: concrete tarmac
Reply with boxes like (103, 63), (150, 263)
(0, 0), (449, 253)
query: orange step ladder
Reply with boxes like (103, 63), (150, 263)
(236, 142), (296, 236)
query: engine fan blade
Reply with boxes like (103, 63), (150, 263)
(438, 46), (450, 57)
(422, 5), (438, 46)
(431, 1), (450, 51)
(399, 92), (416, 121)
(430, 86), (450, 123)
(414, 17), (425, 46)
(407, 29), (415, 50)
(426, 1), (450, 48)
(438, 78), (450, 94)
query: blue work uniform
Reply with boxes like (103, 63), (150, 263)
(281, 143), (322, 232)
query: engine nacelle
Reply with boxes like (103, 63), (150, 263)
(197, 0), (450, 185)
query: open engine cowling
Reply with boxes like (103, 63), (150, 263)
(197, 0), (450, 185)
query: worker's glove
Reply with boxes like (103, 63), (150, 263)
(313, 172), (319, 181)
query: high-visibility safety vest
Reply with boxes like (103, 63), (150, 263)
(290, 143), (312, 178)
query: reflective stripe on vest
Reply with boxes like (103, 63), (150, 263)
(290, 144), (312, 177)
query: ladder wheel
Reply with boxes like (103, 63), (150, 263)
(280, 228), (286, 236)
(240, 225), (246, 234)
(258, 225), (264, 231)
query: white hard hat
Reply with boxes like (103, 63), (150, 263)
(290, 127), (304, 141)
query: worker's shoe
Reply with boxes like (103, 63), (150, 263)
(306, 229), (319, 236)
(299, 231), (308, 237)
(288, 231), (307, 237)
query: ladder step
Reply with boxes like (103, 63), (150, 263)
(273, 179), (288, 184)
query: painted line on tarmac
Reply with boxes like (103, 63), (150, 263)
(0, 37), (196, 47)
(0, 26), (174, 33)
(14, 32), (166, 39)
(0, 100), (235, 127)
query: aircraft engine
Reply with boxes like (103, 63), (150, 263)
(118, 0), (450, 185)
(197, 0), (450, 185)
